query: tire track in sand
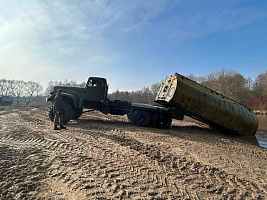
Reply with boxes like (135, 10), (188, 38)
(0, 106), (266, 199)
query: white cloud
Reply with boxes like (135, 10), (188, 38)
(118, 0), (178, 33)
(0, 0), (120, 84)
(0, 0), (175, 86)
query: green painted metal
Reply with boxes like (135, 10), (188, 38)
(155, 73), (258, 135)
(53, 77), (108, 104)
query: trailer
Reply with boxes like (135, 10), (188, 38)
(155, 73), (258, 135)
(100, 100), (184, 128)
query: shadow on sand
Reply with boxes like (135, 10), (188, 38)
(68, 117), (260, 148)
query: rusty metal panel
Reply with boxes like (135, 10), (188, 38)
(155, 73), (258, 136)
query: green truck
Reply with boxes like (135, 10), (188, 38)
(46, 74), (258, 135)
(46, 77), (184, 129)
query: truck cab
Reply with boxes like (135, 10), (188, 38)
(51, 77), (108, 103)
(84, 77), (108, 103)
(47, 77), (108, 123)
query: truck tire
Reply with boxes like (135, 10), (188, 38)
(48, 103), (73, 124)
(133, 110), (151, 127)
(152, 113), (172, 129)
(127, 113), (133, 122)
(72, 108), (83, 120)
(62, 102), (74, 124)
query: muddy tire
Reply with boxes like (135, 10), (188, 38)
(49, 107), (54, 122)
(72, 108), (83, 120)
(152, 113), (172, 129)
(133, 110), (151, 127)
(62, 102), (74, 124)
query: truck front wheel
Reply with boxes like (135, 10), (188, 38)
(133, 110), (151, 127)
(48, 103), (74, 124)
(152, 113), (172, 128)
(62, 102), (74, 124)
(72, 108), (83, 120)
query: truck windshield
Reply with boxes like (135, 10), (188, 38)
(88, 80), (99, 87)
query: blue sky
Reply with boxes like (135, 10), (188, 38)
(0, 0), (266, 92)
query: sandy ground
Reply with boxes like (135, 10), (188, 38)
(0, 106), (266, 200)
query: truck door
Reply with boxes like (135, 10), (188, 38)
(85, 78), (108, 102)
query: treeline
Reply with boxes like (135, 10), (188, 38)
(0, 79), (43, 105)
(109, 69), (267, 111)
(188, 69), (267, 111)
(1, 69), (266, 110)
(0, 79), (87, 105)
(109, 83), (161, 105)
(45, 80), (86, 95)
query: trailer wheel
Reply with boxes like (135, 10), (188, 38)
(62, 102), (74, 124)
(127, 113), (133, 122)
(49, 107), (54, 122)
(72, 108), (83, 120)
(152, 113), (172, 129)
(133, 110), (151, 126)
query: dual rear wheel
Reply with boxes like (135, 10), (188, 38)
(132, 110), (151, 127)
(152, 113), (172, 129)
(132, 110), (172, 128)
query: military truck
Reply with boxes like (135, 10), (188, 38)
(46, 77), (184, 128)
(46, 74), (258, 135)
(0, 96), (14, 106)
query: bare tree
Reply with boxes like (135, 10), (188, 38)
(0, 79), (5, 96)
(45, 81), (61, 95)
(45, 80), (87, 95)
(253, 70), (267, 97)
(78, 82), (87, 87)
(187, 74), (199, 82)
(0, 79), (15, 96)
(63, 79), (77, 86)
(248, 70), (267, 110)
(108, 82), (161, 105)
(24, 82), (43, 105)
(13, 80), (26, 105)
(196, 69), (250, 104)
(151, 82), (161, 99)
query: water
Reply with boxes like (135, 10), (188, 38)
(256, 115), (267, 149)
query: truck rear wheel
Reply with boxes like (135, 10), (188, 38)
(72, 108), (83, 120)
(133, 110), (151, 127)
(62, 102), (74, 124)
(152, 113), (172, 128)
